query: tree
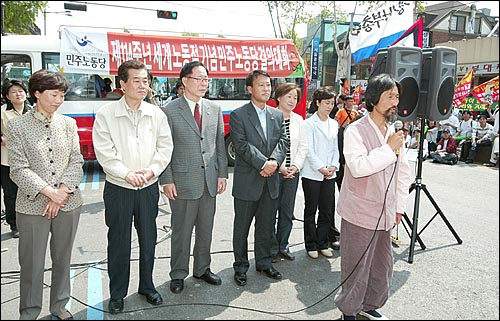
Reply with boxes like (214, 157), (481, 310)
(3, 1), (47, 35)
(263, 1), (347, 52)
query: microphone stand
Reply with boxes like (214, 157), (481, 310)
(402, 117), (462, 263)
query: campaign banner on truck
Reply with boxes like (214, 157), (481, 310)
(60, 27), (304, 78)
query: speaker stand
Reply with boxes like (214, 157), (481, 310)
(402, 117), (463, 263)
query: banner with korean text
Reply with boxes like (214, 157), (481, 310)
(60, 27), (303, 78)
(350, 1), (415, 64)
(471, 76), (499, 104)
(453, 69), (474, 108)
(459, 96), (498, 111)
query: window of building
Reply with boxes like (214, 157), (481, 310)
(474, 17), (481, 34)
(450, 15), (466, 32)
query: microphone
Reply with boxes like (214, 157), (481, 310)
(394, 120), (403, 156)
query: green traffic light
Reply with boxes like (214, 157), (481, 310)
(157, 10), (177, 19)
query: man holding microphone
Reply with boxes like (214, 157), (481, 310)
(334, 73), (411, 320)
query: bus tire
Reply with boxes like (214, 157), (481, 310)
(225, 135), (235, 167)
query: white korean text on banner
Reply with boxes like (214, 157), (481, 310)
(60, 27), (303, 78)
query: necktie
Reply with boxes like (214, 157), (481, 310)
(194, 103), (202, 132)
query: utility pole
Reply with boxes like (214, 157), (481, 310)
(43, 8), (46, 35)
(1, 1), (5, 36)
(345, 12), (355, 94)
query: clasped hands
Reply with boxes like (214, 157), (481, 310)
(279, 165), (299, 179)
(126, 169), (154, 188)
(42, 183), (74, 219)
(319, 166), (337, 179)
(260, 159), (278, 177)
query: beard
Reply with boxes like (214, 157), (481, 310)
(385, 108), (398, 124)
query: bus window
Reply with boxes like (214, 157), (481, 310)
(1, 54), (31, 92)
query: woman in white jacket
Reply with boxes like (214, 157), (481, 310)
(271, 83), (308, 261)
(300, 87), (340, 259)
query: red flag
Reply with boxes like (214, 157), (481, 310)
(352, 83), (362, 105)
(471, 76), (499, 104)
(453, 69), (474, 108)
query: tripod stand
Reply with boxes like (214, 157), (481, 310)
(402, 117), (462, 263)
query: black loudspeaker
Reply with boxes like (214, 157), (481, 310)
(369, 46), (422, 121)
(386, 46), (422, 121)
(419, 47), (457, 121)
(369, 48), (388, 79)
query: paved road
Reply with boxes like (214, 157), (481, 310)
(1, 160), (498, 320)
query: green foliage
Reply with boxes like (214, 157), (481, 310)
(3, 1), (47, 35)
(262, 1), (347, 48)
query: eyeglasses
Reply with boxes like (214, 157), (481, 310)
(187, 76), (209, 84)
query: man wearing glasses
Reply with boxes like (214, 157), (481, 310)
(159, 61), (228, 294)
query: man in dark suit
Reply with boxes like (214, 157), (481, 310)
(230, 70), (288, 286)
(159, 61), (228, 294)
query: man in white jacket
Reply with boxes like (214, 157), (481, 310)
(334, 73), (411, 320)
(93, 59), (173, 314)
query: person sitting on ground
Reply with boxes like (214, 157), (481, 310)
(484, 106), (499, 167)
(408, 127), (429, 159)
(425, 120), (439, 153)
(465, 114), (493, 164)
(455, 110), (475, 161)
(429, 128), (458, 165)
(481, 103), (495, 126)
(439, 111), (460, 136)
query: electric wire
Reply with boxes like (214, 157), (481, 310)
(1, 154), (400, 317)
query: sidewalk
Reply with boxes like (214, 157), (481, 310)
(1, 161), (498, 320)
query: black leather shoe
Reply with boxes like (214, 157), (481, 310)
(138, 291), (163, 305)
(170, 279), (184, 294)
(194, 269), (222, 285)
(330, 241), (340, 250)
(279, 251), (295, 261)
(234, 272), (247, 286)
(108, 298), (124, 314)
(256, 266), (282, 280)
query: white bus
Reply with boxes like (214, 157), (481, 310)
(1, 30), (308, 165)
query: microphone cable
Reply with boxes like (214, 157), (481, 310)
(329, 154), (399, 301)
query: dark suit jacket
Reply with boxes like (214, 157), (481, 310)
(159, 96), (228, 199)
(230, 102), (288, 201)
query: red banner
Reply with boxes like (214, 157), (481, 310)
(471, 76), (499, 104)
(61, 27), (304, 78)
(106, 33), (300, 78)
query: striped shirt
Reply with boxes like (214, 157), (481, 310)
(284, 119), (291, 167)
